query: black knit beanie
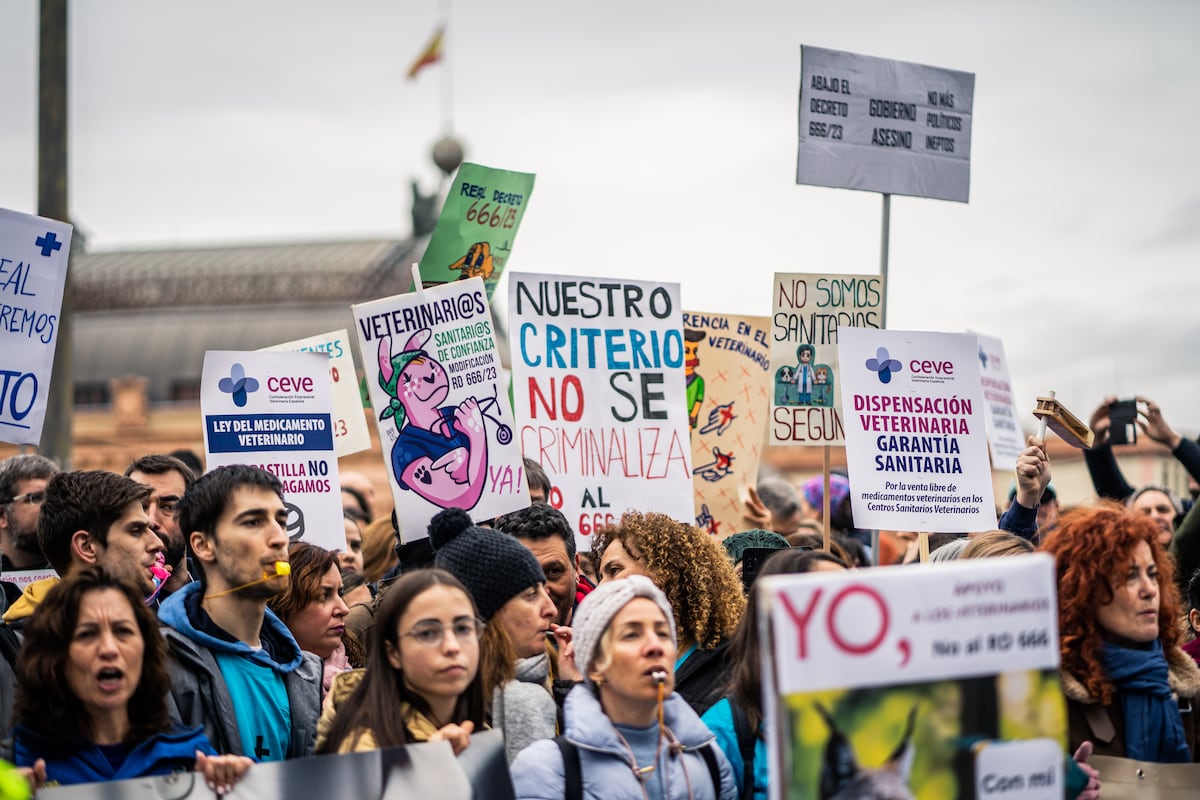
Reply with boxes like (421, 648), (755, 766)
(429, 508), (546, 621)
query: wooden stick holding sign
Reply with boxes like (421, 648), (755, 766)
(1033, 391), (1094, 448)
(919, 531), (930, 564)
(822, 446), (831, 552)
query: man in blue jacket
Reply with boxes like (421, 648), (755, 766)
(160, 465), (321, 762)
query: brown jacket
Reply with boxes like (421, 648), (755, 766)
(1064, 645), (1200, 761)
(315, 669), (440, 753)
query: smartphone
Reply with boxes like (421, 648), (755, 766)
(1109, 399), (1138, 445)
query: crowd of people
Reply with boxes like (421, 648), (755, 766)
(0, 396), (1196, 798)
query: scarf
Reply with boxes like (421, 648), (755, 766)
(1100, 639), (1190, 762)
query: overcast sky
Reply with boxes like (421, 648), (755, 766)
(2, 0), (1198, 435)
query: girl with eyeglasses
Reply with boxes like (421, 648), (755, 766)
(314, 568), (485, 755)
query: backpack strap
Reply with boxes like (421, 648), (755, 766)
(699, 742), (722, 798)
(730, 702), (757, 800)
(554, 735), (582, 800)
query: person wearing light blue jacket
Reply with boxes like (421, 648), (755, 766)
(511, 575), (735, 800)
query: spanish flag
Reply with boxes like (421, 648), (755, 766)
(407, 26), (445, 80)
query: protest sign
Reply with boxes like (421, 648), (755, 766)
(797, 45), (975, 202)
(418, 162), (536, 298)
(760, 555), (1064, 800)
(200, 350), (344, 552)
(683, 311), (771, 539)
(509, 272), (694, 549)
(770, 273), (883, 446)
(837, 328), (997, 532)
(3, 568), (58, 590)
(973, 332), (1024, 472)
(262, 329), (371, 457)
(353, 278), (526, 540)
(0, 207), (72, 446)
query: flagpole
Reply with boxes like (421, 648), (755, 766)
(441, 0), (453, 134)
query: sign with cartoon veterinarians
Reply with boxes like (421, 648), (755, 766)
(262, 329), (371, 457)
(836, 328), (997, 532)
(770, 273), (884, 446)
(417, 162), (536, 299)
(509, 272), (694, 552)
(0, 206), (73, 447)
(200, 350), (345, 552)
(683, 311), (772, 541)
(353, 278), (527, 541)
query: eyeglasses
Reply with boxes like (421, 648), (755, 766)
(2, 491), (46, 507)
(401, 618), (484, 647)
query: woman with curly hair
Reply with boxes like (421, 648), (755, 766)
(593, 511), (745, 715)
(1040, 503), (1200, 761)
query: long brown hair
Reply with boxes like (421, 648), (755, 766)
(317, 569), (486, 753)
(1039, 502), (1181, 704)
(14, 567), (172, 744)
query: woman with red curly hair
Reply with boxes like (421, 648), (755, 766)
(1041, 503), (1200, 761)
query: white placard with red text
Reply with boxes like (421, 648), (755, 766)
(837, 328), (996, 532)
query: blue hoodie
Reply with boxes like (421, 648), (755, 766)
(13, 723), (215, 786)
(159, 582), (322, 760)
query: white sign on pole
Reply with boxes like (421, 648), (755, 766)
(508, 272), (694, 550)
(200, 350), (344, 552)
(353, 278), (527, 541)
(837, 328), (996, 532)
(797, 45), (975, 202)
(262, 329), (371, 457)
(0, 207), (73, 446)
(974, 332), (1024, 472)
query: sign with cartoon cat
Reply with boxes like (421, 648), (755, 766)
(353, 277), (527, 541)
(770, 273), (884, 446)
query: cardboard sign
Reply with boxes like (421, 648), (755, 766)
(418, 162), (536, 298)
(770, 273), (884, 446)
(353, 278), (526, 541)
(509, 272), (694, 550)
(0, 207), (73, 446)
(261, 329), (371, 457)
(973, 333), (1024, 473)
(837, 328), (997, 532)
(682, 312), (771, 539)
(200, 350), (344, 552)
(797, 45), (975, 202)
(760, 555), (1064, 800)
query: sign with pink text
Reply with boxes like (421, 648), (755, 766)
(973, 332), (1024, 473)
(353, 278), (527, 541)
(200, 350), (344, 552)
(0, 207), (72, 446)
(770, 273), (884, 446)
(760, 555), (1063, 800)
(509, 272), (694, 551)
(836, 328), (996, 532)
(683, 311), (771, 540)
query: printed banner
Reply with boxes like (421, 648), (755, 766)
(509, 272), (694, 550)
(262, 329), (371, 457)
(770, 273), (884, 446)
(837, 328), (996, 532)
(200, 350), (344, 552)
(683, 312), (771, 539)
(973, 332), (1024, 472)
(418, 162), (536, 298)
(353, 278), (527, 541)
(0, 207), (72, 446)
(797, 45), (975, 203)
(761, 555), (1064, 800)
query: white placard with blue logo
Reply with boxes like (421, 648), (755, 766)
(352, 277), (528, 542)
(0, 207), (72, 446)
(200, 350), (345, 552)
(261, 329), (371, 457)
(836, 328), (996, 532)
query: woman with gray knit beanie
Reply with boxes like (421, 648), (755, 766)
(510, 575), (736, 799)
(429, 508), (561, 763)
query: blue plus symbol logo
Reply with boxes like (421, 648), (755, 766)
(218, 363), (260, 407)
(865, 347), (903, 384)
(35, 232), (62, 257)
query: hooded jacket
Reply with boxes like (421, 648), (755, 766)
(0, 576), (60, 627)
(12, 723), (215, 786)
(511, 683), (736, 800)
(158, 582), (321, 759)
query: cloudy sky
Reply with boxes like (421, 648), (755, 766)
(2, 0), (1198, 434)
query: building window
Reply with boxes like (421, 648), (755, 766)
(169, 380), (202, 403)
(74, 383), (111, 407)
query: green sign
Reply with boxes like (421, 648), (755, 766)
(418, 162), (536, 297)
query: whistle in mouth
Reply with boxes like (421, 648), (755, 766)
(651, 670), (667, 684)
